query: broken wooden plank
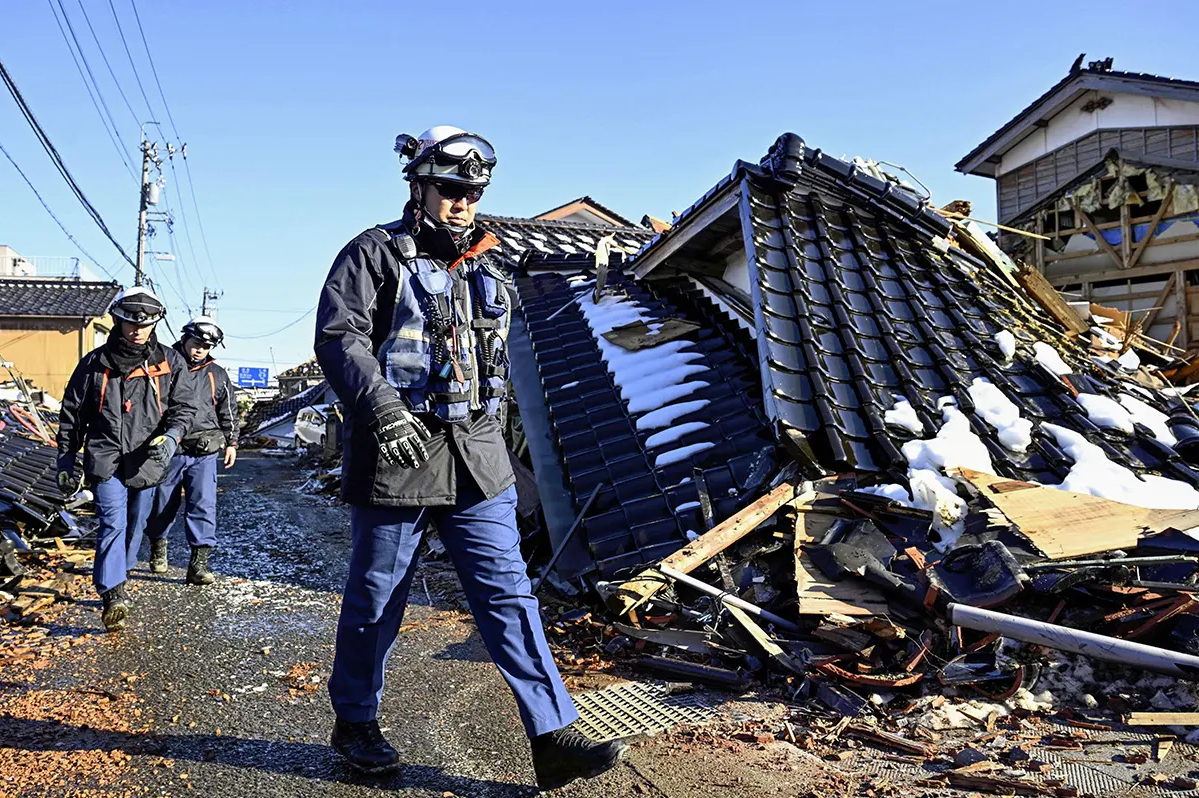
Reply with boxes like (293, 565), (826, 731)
(845, 722), (936, 757)
(794, 506), (889, 616)
(610, 481), (807, 615)
(723, 604), (807, 675)
(946, 771), (1055, 796)
(1127, 712), (1199, 727)
(953, 468), (1199, 560)
(1015, 263), (1090, 336)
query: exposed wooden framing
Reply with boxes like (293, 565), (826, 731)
(1120, 203), (1133, 268)
(1140, 272), (1177, 331)
(1049, 256), (1199, 287)
(1054, 207), (1171, 237)
(1174, 269), (1190, 350)
(1069, 198), (1125, 269)
(631, 186), (741, 279)
(1128, 183), (1175, 271)
(1034, 210), (1046, 273)
(1046, 229), (1199, 264)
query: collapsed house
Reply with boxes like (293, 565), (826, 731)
(500, 132), (1199, 773)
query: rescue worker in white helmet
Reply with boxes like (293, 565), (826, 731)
(56, 287), (199, 632)
(314, 126), (626, 788)
(128, 316), (238, 585)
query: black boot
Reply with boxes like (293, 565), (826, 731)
(100, 585), (130, 632)
(330, 719), (400, 775)
(149, 538), (168, 574)
(187, 546), (215, 585)
(531, 724), (626, 791)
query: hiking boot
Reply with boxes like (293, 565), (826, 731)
(100, 585), (130, 633)
(187, 546), (216, 585)
(330, 719), (400, 775)
(531, 723), (626, 791)
(149, 538), (168, 574)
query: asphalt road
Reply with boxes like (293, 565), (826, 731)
(5, 452), (661, 797)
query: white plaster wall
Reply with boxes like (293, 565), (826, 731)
(721, 248), (750, 294)
(999, 92), (1199, 176)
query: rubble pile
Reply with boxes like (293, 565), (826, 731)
(0, 389), (96, 626)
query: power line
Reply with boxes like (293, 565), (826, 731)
(74, 0), (140, 125)
(0, 56), (136, 268)
(44, 0), (136, 179)
(0, 139), (119, 281)
(226, 307), (317, 340)
(129, 0), (221, 291)
(105, 0), (156, 122)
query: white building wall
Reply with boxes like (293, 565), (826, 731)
(998, 91), (1199, 176)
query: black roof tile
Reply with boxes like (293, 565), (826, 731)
(0, 278), (120, 318)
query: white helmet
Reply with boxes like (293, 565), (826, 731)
(182, 315), (224, 347)
(108, 286), (166, 325)
(395, 125), (496, 187)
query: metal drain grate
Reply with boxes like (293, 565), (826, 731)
(573, 680), (727, 742)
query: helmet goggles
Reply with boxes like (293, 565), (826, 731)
(399, 131), (496, 186)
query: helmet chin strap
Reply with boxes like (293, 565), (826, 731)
(413, 182), (473, 256)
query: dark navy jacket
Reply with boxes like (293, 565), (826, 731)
(314, 213), (514, 507)
(57, 340), (199, 489)
(173, 342), (238, 455)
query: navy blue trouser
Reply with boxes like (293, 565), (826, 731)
(129, 452), (219, 570)
(93, 476), (154, 594)
(328, 482), (579, 738)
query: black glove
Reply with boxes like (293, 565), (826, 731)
(371, 402), (431, 469)
(57, 470), (76, 494)
(148, 434), (178, 464)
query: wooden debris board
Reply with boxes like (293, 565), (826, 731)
(601, 318), (701, 351)
(1015, 264), (1089, 336)
(793, 506), (888, 616)
(954, 468), (1199, 560)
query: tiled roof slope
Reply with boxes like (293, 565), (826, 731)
(244, 380), (330, 434)
(515, 256), (777, 576)
(477, 214), (652, 268)
(0, 278), (120, 317)
(636, 133), (1199, 495)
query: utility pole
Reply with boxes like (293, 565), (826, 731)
(200, 287), (221, 318)
(134, 134), (161, 287)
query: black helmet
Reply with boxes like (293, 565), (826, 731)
(108, 287), (166, 325)
(182, 316), (224, 347)
(395, 125), (496, 188)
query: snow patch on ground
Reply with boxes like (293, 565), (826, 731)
(1118, 393), (1178, 446)
(968, 378), (1033, 452)
(994, 330), (1017, 362)
(884, 398), (924, 435)
(1077, 393), (1135, 434)
(1033, 341), (1072, 376)
(1042, 423), (1199, 509)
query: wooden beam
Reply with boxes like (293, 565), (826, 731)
(1128, 184), (1175, 271)
(1048, 256), (1199, 287)
(1046, 229), (1199, 264)
(1140, 272), (1177, 331)
(1034, 210), (1046, 273)
(1014, 264), (1089, 335)
(1120, 201), (1133, 269)
(632, 186), (741, 279)
(609, 481), (807, 614)
(1070, 198), (1125, 270)
(1128, 712), (1199, 727)
(1175, 268), (1190, 350)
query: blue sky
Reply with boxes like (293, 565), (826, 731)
(3, 0), (1197, 380)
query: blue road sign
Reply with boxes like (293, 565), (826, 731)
(238, 367), (269, 388)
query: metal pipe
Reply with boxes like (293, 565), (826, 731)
(660, 565), (800, 632)
(1025, 555), (1199, 571)
(949, 603), (1199, 680)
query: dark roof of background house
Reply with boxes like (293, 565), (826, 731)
(477, 214), (653, 267)
(0, 278), (120, 318)
(244, 380), (331, 434)
(956, 57), (1199, 177)
(535, 196), (638, 227)
(277, 358), (324, 380)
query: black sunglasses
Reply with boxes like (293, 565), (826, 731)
(433, 182), (484, 203)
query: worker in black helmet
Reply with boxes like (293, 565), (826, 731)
(315, 126), (626, 789)
(129, 315), (238, 585)
(56, 287), (198, 632)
